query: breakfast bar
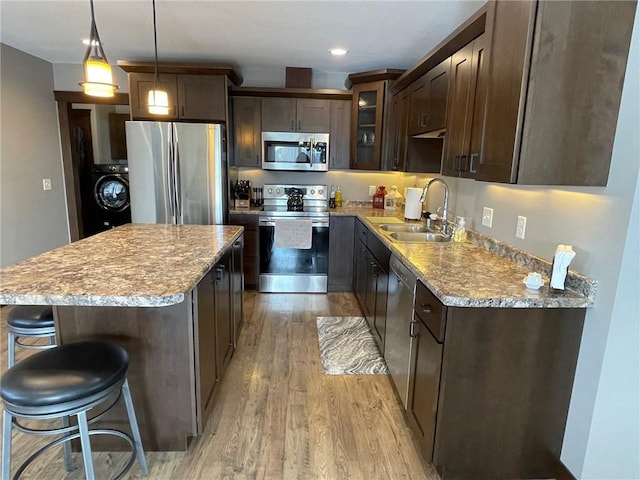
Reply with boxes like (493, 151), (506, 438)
(0, 224), (244, 451)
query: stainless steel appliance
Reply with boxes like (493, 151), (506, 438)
(258, 184), (329, 292)
(126, 122), (227, 225)
(385, 254), (417, 409)
(262, 132), (329, 171)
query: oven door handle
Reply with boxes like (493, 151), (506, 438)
(259, 217), (329, 228)
(309, 136), (314, 168)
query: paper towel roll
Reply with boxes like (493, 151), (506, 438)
(404, 187), (423, 220)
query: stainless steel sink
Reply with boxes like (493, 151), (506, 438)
(376, 223), (451, 243)
(379, 224), (430, 233)
(388, 231), (451, 243)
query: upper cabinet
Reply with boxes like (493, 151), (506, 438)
(408, 58), (451, 136)
(384, 89), (409, 171)
(442, 33), (488, 178)
(261, 98), (330, 132)
(347, 69), (404, 171)
(128, 74), (226, 121)
(118, 62), (242, 122)
(231, 97), (261, 167)
(477, 0), (636, 185)
(329, 100), (351, 170)
(350, 81), (386, 170)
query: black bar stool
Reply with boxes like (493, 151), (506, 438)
(6, 305), (56, 367)
(1, 341), (148, 479)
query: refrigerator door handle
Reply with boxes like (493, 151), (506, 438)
(173, 124), (183, 224)
(167, 129), (177, 223)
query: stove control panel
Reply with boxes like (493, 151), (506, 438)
(263, 184), (328, 201)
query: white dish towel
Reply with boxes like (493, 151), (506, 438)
(274, 218), (313, 249)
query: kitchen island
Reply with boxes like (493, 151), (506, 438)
(0, 224), (244, 451)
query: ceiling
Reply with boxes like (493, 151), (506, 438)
(0, 0), (485, 87)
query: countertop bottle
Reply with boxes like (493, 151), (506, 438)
(329, 185), (336, 209)
(335, 185), (343, 207)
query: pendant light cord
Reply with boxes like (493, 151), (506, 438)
(152, 0), (159, 90)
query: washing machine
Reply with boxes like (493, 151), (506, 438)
(82, 164), (131, 237)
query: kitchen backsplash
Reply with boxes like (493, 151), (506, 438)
(232, 167), (438, 202)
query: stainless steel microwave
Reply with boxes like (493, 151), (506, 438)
(262, 132), (329, 171)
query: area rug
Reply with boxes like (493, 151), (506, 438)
(316, 316), (389, 375)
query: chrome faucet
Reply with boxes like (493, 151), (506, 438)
(419, 178), (449, 235)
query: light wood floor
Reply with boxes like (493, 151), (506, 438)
(1, 292), (434, 479)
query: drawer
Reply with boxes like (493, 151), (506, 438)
(414, 281), (447, 342)
(367, 231), (390, 272)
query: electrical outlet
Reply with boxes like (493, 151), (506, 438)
(516, 215), (527, 239)
(368, 185), (377, 196)
(42, 178), (52, 191)
(482, 207), (493, 228)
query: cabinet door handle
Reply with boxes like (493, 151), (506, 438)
(469, 153), (479, 173)
(215, 266), (225, 282)
(181, 105), (185, 117)
(298, 120), (301, 131)
(453, 155), (460, 173)
(459, 155), (468, 172)
(419, 303), (432, 314)
(291, 120), (295, 130)
(409, 321), (418, 338)
(369, 262), (378, 276)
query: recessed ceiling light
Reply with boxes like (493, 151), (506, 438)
(330, 48), (348, 56)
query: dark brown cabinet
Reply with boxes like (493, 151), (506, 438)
(231, 97), (261, 167)
(477, 0), (635, 185)
(329, 100), (351, 169)
(383, 90), (409, 171)
(228, 214), (259, 287)
(194, 249), (235, 432)
(128, 73), (227, 121)
(350, 81), (386, 170)
(408, 58), (451, 136)
(353, 219), (390, 351)
(442, 33), (488, 178)
(261, 98), (330, 132)
(214, 252), (233, 380)
(328, 216), (355, 291)
(407, 280), (586, 479)
(195, 268), (217, 431)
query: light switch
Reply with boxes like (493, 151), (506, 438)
(42, 178), (52, 191)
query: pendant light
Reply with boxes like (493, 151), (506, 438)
(80, 0), (118, 97)
(147, 0), (170, 115)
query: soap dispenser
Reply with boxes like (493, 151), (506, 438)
(453, 217), (467, 242)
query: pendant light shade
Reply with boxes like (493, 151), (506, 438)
(148, 0), (170, 115)
(148, 89), (170, 115)
(80, 0), (118, 97)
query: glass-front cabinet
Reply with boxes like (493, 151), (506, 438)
(350, 82), (384, 170)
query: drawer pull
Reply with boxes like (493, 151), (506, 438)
(409, 321), (418, 338)
(420, 303), (432, 314)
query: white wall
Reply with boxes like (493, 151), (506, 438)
(0, 44), (69, 267)
(444, 8), (640, 478)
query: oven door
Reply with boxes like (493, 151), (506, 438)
(262, 132), (329, 171)
(258, 215), (329, 293)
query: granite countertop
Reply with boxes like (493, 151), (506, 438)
(0, 224), (243, 307)
(338, 204), (597, 309)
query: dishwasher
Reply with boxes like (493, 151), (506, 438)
(384, 254), (417, 409)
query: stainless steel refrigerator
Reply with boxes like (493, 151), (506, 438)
(126, 121), (227, 225)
